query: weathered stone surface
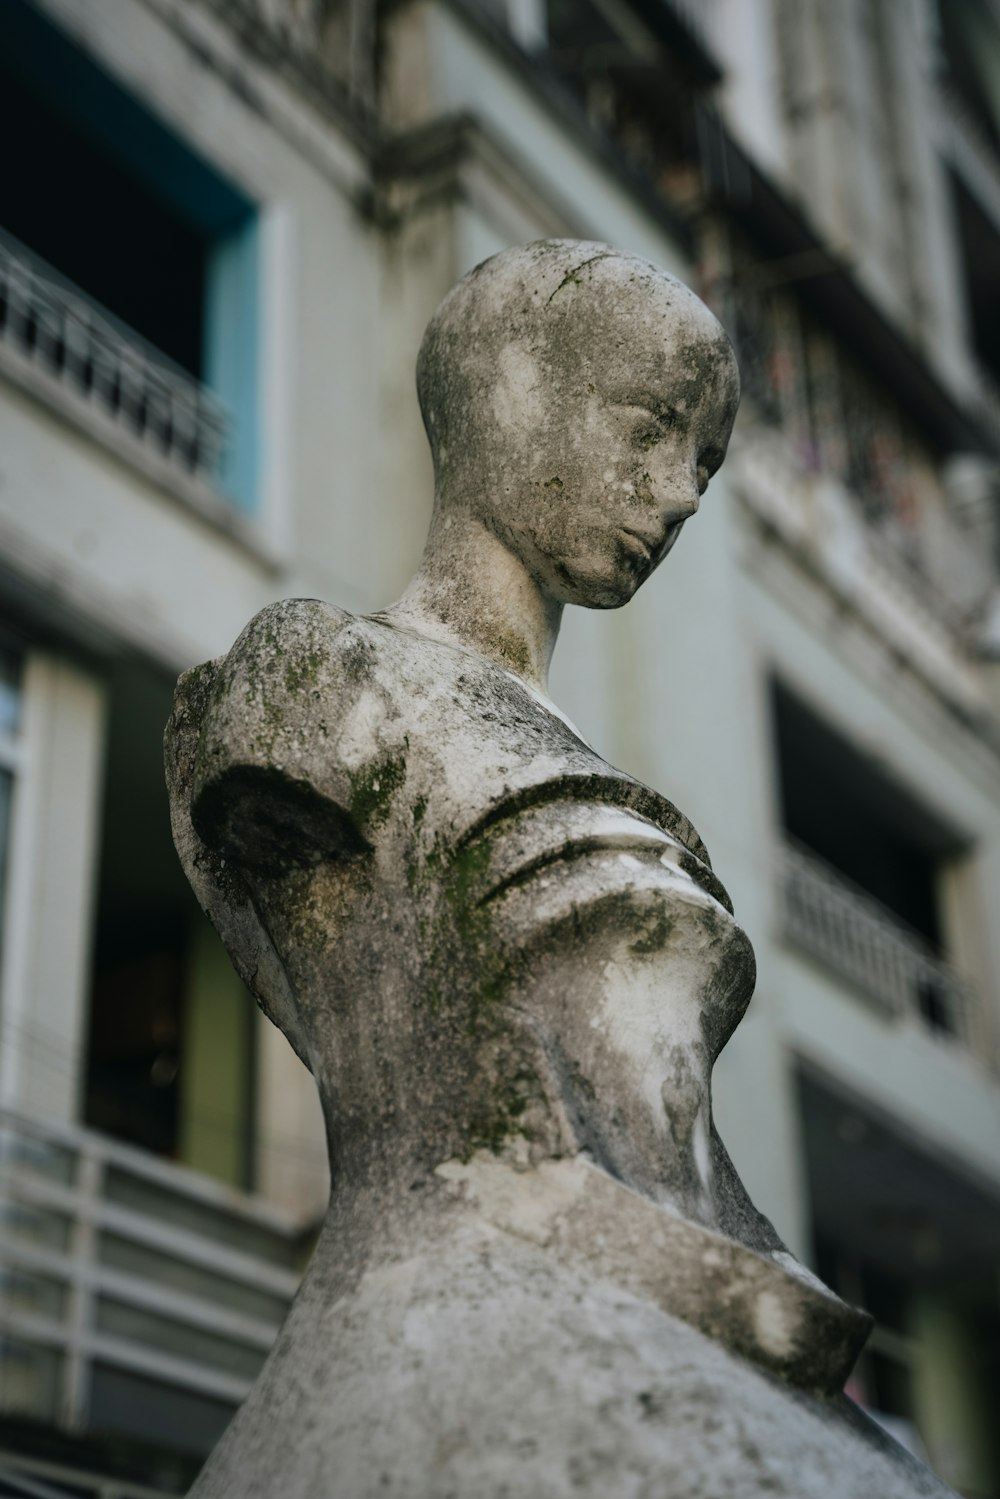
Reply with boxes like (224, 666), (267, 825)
(166, 241), (955, 1496)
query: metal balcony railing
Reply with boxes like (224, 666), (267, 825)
(0, 1108), (302, 1462)
(726, 433), (992, 721)
(0, 230), (230, 484)
(777, 841), (985, 1060)
(0, 1448), (173, 1499)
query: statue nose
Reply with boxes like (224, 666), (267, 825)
(665, 485), (699, 525)
(648, 453), (701, 521)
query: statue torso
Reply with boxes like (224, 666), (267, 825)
(166, 599), (939, 1499)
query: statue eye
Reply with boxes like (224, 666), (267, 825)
(619, 401), (679, 449)
(634, 419), (663, 451)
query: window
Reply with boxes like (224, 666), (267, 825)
(2, 2), (260, 510)
(773, 684), (953, 945)
(797, 1070), (1000, 1490)
(771, 684), (975, 1040)
(85, 663), (256, 1181)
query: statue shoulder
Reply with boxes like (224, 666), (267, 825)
(166, 598), (370, 868)
(192, 597), (353, 773)
(226, 596), (355, 685)
(162, 601), (361, 1064)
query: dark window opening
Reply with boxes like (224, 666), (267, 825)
(85, 663), (255, 1182)
(938, 0), (1000, 157)
(2, 0), (257, 467)
(85, 668), (192, 1159)
(543, 0), (707, 164)
(950, 173), (1000, 387)
(1, 71), (207, 378)
(800, 1071), (1000, 1456)
(771, 682), (959, 947)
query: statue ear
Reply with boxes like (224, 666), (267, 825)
(165, 663), (319, 1070)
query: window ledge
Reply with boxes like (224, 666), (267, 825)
(0, 337), (282, 575)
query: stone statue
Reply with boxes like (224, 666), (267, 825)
(166, 241), (953, 1497)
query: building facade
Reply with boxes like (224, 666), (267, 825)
(0, 0), (998, 1493)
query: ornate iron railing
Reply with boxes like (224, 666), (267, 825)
(777, 841), (984, 1058)
(0, 1108), (301, 1461)
(0, 1448), (173, 1498)
(0, 230), (229, 484)
(727, 431), (994, 716)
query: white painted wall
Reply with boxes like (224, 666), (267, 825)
(0, 652), (106, 1122)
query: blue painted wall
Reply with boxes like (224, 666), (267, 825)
(205, 219), (261, 514)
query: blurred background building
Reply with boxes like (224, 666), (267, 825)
(0, 0), (998, 1493)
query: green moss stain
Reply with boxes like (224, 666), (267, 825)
(492, 626), (532, 680)
(348, 753), (407, 830)
(284, 650), (323, 694)
(466, 1082), (530, 1157)
(447, 837), (492, 910)
(408, 806), (551, 1159)
(546, 250), (612, 304)
(547, 268), (583, 303)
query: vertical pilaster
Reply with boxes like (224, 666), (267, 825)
(0, 652), (106, 1124)
(890, 0), (978, 392)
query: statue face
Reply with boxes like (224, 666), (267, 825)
(473, 277), (740, 610)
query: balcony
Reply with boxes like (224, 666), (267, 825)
(0, 230), (231, 499)
(727, 429), (992, 719)
(777, 841), (991, 1068)
(0, 1107), (303, 1472)
(0, 1449), (174, 1499)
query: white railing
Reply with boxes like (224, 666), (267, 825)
(777, 842), (986, 1060)
(0, 1448), (173, 1499)
(727, 432), (991, 719)
(0, 230), (229, 484)
(0, 1108), (302, 1462)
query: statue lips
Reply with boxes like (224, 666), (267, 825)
(619, 526), (655, 568)
(620, 521), (685, 570)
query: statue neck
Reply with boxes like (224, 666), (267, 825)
(384, 509), (562, 693)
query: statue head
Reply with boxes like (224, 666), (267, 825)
(416, 240), (740, 609)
